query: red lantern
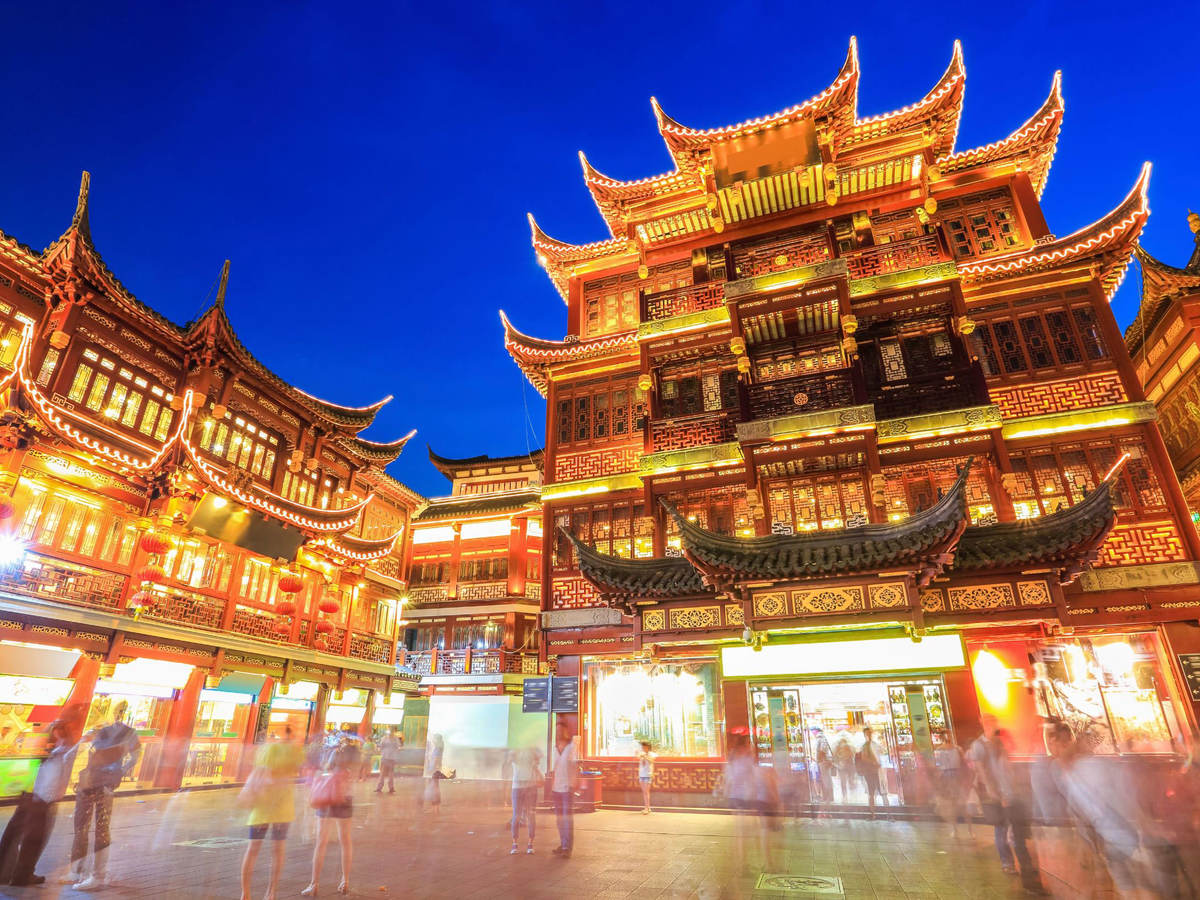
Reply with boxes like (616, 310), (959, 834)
(278, 573), (303, 594)
(318, 599), (340, 615)
(276, 601), (297, 617)
(313, 637), (328, 651)
(314, 619), (333, 634)
(129, 590), (155, 610)
(138, 564), (167, 584)
(140, 533), (171, 555)
(0, 499), (14, 520)
(273, 621), (291, 637)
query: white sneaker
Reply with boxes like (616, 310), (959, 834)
(509, 844), (519, 855)
(75, 875), (107, 892)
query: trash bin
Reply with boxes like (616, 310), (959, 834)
(575, 770), (603, 812)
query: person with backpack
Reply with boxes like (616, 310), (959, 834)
(302, 736), (360, 896)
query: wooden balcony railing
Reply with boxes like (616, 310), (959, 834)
(397, 648), (540, 676)
(733, 235), (832, 279)
(348, 631), (391, 663)
(649, 409), (739, 452)
(843, 234), (946, 281)
(642, 282), (725, 322)
(870, 366), (987, 420)
(143, 589), (225, 630)
(746, 369), (859, 421)
(0, 552), (126, 610)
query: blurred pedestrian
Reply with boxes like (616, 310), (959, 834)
(66, 699), (141, 892)
(375, 727), (401, 794)
(856, 727), (887, 816)
(811, 727), (833, 804)
(303, 736), (359, 896)
(932, 729), (968, 836)
(422, 734), (446, 814)
(509, 745), (541, 855)
(832, 731), (855, 803)
(1, 721), (77, 887)
(239, 724), (303, 900)
(970, 717), (1045, 894)
(637, 741), (656, 814)
(549, 721), (578, 858)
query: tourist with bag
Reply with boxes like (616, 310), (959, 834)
(302, 736), (359, 896)
(239, 725), (302, 900)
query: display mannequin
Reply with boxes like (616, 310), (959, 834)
(63, 699), (141, 892)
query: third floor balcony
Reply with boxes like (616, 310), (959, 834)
(842, 233), (949, 281)
(641, 281), (726, 322)
(745, 368), (860, 421)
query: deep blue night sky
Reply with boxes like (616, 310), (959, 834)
(1, 2), (1196, 496)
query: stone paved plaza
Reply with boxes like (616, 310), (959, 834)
(0, 778), (1147, 899)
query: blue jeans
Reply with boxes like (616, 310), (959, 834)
(511, 786), (537, 842)
(552, 791), (573, 850)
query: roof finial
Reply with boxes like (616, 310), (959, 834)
(72, 171), (92, 242)
(1188, 209), (1200, 235)
(215, 260), (230, 307)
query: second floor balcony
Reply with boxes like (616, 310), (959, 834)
(745, 369), (860, 421)
(398, 647), (540, 676)
(870, 365), (988, 421)
(642, 282), (725, 322)
(648, 409), (740, 453)
(842, 233), (948, 281)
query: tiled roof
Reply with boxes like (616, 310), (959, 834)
(561, 528), (712, 601)
(414, 488), (541, 522)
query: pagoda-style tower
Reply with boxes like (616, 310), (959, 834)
(505, 41), (1200, 807)
(1126, 212), (1200, 511)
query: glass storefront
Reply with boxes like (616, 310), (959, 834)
(586, 659), (722, 758)
(325, 688), (368, 733)
(267, 681), (319, 741)
(969, 630), (1186, 757)
(182, 688), (255, 786)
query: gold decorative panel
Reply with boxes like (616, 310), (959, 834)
(792, 587), (865, 614)
(725, 604), (745, 626)
(642, 610), (666, 631)
(948, 584), (1016, 611)
(920, 589), (946, 612)
(1017, 581), (1052, 607)
(868, 582), (908, 609)
(754, 592), (788, 617)
(668, 606), (721, 630)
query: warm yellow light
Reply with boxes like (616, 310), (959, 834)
(972, 650), (1010, 708)
(211, 496), (228, 510)
(112, 658), (193, 689)
(722, 634), (966, 678)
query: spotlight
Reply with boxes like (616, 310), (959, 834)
(0, 534), (27, 569)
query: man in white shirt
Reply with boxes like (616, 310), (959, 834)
(549, 722), (578, 858)
(1, 721), (78, 887)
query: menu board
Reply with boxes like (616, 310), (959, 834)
(1178, 654), (1200, 701)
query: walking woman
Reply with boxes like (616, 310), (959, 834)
(637, 741), (656, 814)
(239, 726), (303, 900)
(302, 736), (360, 896)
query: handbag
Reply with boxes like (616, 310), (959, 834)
(309, 769), (348, 809)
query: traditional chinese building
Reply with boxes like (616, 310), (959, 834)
(505, 41), (1200, 808)
(0, 173), (421, 792)
(397, 447), (545, 777)
(1127, 212), (1200, 516)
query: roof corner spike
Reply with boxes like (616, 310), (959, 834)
(844, 35), (860, 78)
(72, 170), (92, 242)
(215, 259), (230, 307)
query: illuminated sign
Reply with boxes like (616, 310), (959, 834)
(0, 675), (74, 706)
(275, 681), (320, 701)
(112, 659), (193, 690)
(720, 633), (966, 678)
(199, 689), (254, 705)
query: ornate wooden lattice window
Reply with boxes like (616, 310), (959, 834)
(16, 483), (138, 566)
(552, 501), (653, 570)
(752, 337), (844, 382)
(198, 410), (279, 482)
(663, 486), (752, 542)
(281, 469), (317, 505)
(554, 376), (647, 449)
(732, 225), (830, 278)
(940, 188), (1023, 258)
(457, 555), (508, 582)
(659, 361), (739, 418)
(411, 559), (451, 585)
(64, 347), (176, 440)
(880, 456), (995, 525)
(583, 260), (690, 338)
(1007, 437), (1167, 520)
(766, 470), (868, 533)
(972, 292), (1111, 378)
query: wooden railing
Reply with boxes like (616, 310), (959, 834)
(398, 648), (540, 676)
(842, 234), (946, 280)
(733, 235), (831, 279)
(746, 369), (859, 420)
(649, 409), (739, 452)
(0, 552), (125, 609)
(642, 282), (725, 322)
(871, 367), (986, 420)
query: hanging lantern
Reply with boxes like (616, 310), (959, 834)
(313, 637), (328, 652)
(318, 598), (340, 615)
(314, 619), (334, 634)
(0, 498), (13, 520)
(273, 621), (291, 637)
(140, 533), (171, 555)
(278, 573), (303, 594)
(276, 601), (297, 617)
(128, 590), (156, 610)
(138, 564), (167, 584)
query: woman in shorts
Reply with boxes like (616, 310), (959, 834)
(241, 726), (303, 900)
(303, 737), (360, 896)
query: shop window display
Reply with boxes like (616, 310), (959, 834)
(587, 660), (721, 758)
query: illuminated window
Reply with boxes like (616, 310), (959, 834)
(281, 469), (316, 505)
(555, 376), (646, 449)
(587, 659), (723, 758)
(62, 349), (174, 437)
(198, 411), (278, 482)
(663, 487), (752, 544)
(658, 361), (738, 418)
(767, 469), (867, 533)
(457, 556), (508, 582)
(553, 502), (652, 570)
(973, 293), (1110, 378)
(1008, 438), (1167, 520)
(940, 188), (1023, 258)
(881, 457), (995, 525)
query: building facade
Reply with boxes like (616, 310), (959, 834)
(398, 448), (545, 778)
(505, 42), (1200, 807)
(1126, 213), (1200, 515)
(0, 174), (421, 794)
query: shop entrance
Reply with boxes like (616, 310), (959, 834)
(750, 676), (950, 807)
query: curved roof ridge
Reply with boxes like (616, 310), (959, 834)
(1125, 242), (1200, 348)
(852, 40), (964, 155)
(937, 70), (1063, 197)
(560, 527), (712, 603)
(427, 443), (543, 478)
